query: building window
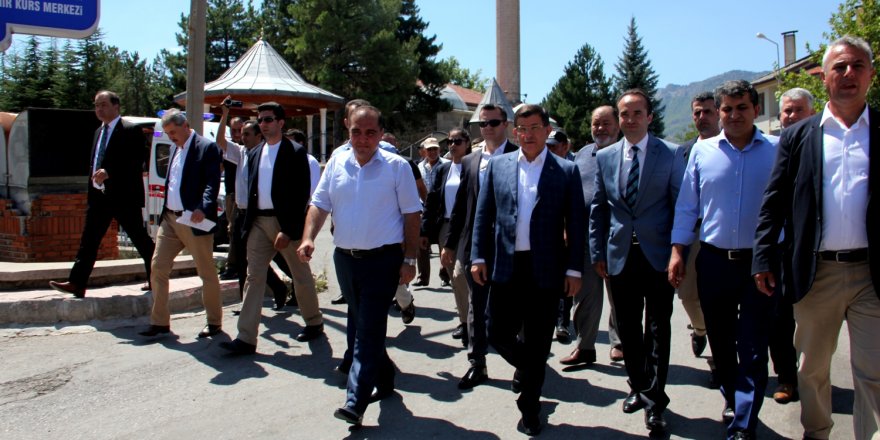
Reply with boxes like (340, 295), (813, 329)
(758, 93), (766, 116)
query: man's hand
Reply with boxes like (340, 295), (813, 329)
(754, 271), (776, 296)
(274, 232), (291, 251)
(419, 237), (429, 250)
(593, 261), (609, 279)
(297, 239), (315, 263)
(471, 263), (488, 286)
(400, 263), (416, 285)
(564, 276), (582, 297)
(191, 209), (205, 223)
(440, 247), (455, 267)
(93, 169), (108, 185)
(667, 244), (686, 288)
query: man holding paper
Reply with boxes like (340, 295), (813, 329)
(139, 109), (223, 339)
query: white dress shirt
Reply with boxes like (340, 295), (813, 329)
(619, 134), (648, 194)
(307, 153), (320, 197)
(311, 148), (421, 250)
(479, 140), (511, 184)
(222, 139), (251, 209)
(256, 141), (281, 210)
(165, 130), (195, 212)
(443, 162), (462, 219)
(819, 104), (870, 251)
(515, 147), (547, 251)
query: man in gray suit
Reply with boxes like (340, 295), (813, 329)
(471, 104), (585, 436)
(590, 89), (684, 432)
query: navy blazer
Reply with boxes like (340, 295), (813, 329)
(445, 142), (518, 262)
(243, 138), (311, 241)
(471, 150), (586, 291)
(752, 109), (880, 302)
(589, 135), (684, 275)
(421, 160), (452, 243)
(159, 132), (222, 236)
(88, 119), (148, 208)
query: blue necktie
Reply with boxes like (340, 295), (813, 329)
(95, 124), (109, 169)
(625, 146), (640, 208)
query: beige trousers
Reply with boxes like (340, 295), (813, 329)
(677, 240), (706, 336)
(439, 221), (469, 324)
(150, 212), (221, 327)
(236, 216), (322, 345)
(794, 260), (880, 440)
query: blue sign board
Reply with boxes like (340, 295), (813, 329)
(1, 0), (100, 51)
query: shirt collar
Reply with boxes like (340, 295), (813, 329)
(623, 134), (649, 152)
(517, 146), (548, 166)
(718, 126), (766, 151)
(820, 102), (870, 130)
(179, 130), (195, 150)
(105, 115), (121, 130)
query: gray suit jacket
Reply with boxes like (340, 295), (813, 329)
(471, 150), (585, 291)
(589, 135), (684, 275)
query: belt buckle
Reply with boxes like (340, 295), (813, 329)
(835, 251), (848, 263)
(631, 233), (639, 245)
(350, 249), (365, 259)
(727, 250), (740, 261)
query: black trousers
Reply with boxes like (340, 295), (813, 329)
(488, 252), (559, 417)
(768, 295), (798, 385)
(233, 209), (287, 303)
(608, 244), (674, 411)
(70, 201), (154, 287)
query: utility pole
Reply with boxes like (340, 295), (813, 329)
(186, 0), (207, 134)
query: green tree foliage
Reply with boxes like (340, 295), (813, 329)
(437, 56), (487, 92)
(172, 0), (256, 83)
(614, 17), (665, 137)
(542, 43), (613, 146)
(287, 0), (420, 121)
(779, 0), (880, 110)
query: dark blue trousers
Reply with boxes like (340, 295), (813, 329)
(696, 243), (775, 438)
(333, 246), (402, 415)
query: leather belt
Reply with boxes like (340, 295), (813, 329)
(253, 209), (276, 217)
(336, 244), (400, 258)
(817, 248), (868, 263)
(701, 242), (752, 261)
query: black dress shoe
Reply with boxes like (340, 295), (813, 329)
(285, 296), (298, 308)
(219, 270), (238, 280)
(732, 431), (752, 440)
(623, 393), (647, 413)
(517, 413), (542, 436)
(296, 324), (325, 342)
(452, 324), (465, 339)
(197, 324), (222, 338)
(370, 368), (396, 403)
(458, 366), (489, 389)
(722, 404), (735, 424)
(413, 280), (429, 287)
(140, 283), (152, 291)
(645, 409), (667, 431)
(336, 358), (352, 375)
(511, 370), (523, 394)
(333, 407), (362, 425)
(331, 294), (347, 305)
(400, 301), (415, 324)
(219, 338), (256, 355)
(138, 325), (171, 337)
(692, 332), (707, 357)
(48, 280), (86, 298)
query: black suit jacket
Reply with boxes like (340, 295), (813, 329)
(421, 161), (453, 243)
(243, 138), (311, 241)
(88, 118), (147, 208)
(445, 141), (518, 262)
(752, 109), (880, 302)
(159, 132), (222, 236)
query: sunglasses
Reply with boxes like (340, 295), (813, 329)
(478, 119), (503, 128)
(257, 116), (277, 124)
(448, 138), (467, 145)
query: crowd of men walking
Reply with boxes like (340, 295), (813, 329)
(46, 35), (879, 439)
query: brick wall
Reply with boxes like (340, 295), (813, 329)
(0, 194), (118, 262)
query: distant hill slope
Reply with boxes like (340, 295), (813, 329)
(657, 70), (768, 140)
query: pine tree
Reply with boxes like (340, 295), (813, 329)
(614, 17), (665, 137)
(542, 43), (613, 146)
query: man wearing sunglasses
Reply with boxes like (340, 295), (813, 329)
(220, 102), (323, 355)
(442, 103), (518, 390)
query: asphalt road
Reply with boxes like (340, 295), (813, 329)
(0, 232), (857, 439)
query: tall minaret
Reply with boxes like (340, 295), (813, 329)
(496, 0), (521, 104)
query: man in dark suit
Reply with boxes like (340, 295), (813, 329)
(753, 36), (880, 440)
(139, 109), (222, 339)
(590, 89), (684, 433)
(471, 104), (585, 435)
(220, 102), (323, 355)
(49, 91), (155, 298)
(440, 103), (518, 390)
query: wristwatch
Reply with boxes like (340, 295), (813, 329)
(403, 257), (417, 266)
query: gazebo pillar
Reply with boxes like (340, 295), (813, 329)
(320, 108), (328, 162)
(306, 114), (314, 155)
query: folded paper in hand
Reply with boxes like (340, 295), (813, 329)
(176, 210), (216, 232)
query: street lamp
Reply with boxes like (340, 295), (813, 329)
(756, 32), (782, 86)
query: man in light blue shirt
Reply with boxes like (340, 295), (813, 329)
(668, 80), (778, 439)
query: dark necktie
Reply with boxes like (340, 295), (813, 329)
(625, 146), (640, 208)
(95, 124), (109, 170)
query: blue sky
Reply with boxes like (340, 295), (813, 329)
(5, 1), (838, 102)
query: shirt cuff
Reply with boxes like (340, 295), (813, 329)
(565, 270), (581, 278)
(472, 258), (486, 265)
(671, 229), (697, 246)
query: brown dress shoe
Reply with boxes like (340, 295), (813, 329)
(773, 383), (799, 404)
(610, 346), (624, 362)
(49, 281), (86, 298)
(560, 348), (597, 366)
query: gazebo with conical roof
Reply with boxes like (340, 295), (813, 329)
(174, 39), (345, 159)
